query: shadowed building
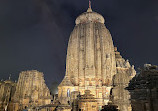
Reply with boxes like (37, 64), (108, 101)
(127, 64), (158, 111)
(58, 2), (136, 111)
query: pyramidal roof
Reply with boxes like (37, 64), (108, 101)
(58, 75), (74, 87)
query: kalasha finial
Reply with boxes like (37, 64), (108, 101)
(87, 0), (92, 12)
(89, 0), (91, 8)
(9, 74), (11, 80)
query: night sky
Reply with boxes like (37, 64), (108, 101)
(0, 0), (158, 87)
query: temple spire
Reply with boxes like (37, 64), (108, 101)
(87, 0), (92, 12)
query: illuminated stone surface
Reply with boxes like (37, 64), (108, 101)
(0, 4), (137, 111)
(10, 70), (52, 111)
(58, 6), (136, 111)
(0, 80), (16, 111)
(78, 90), (98, 111)
(111, 48), (136, 111)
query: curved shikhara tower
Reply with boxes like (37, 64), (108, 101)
(67, 9), (116, 88)
(11, 70), (52, 110)
(58, 6), (136, 109)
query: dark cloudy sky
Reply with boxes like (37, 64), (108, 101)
(0, 0), (158, 87)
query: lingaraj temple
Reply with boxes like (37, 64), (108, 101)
(0, 2), (158, 111)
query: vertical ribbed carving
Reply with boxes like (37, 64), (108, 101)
(95, 23), (102, 82)
(65, 21), (116, 86)
(12, 70), (51, 109)
(61, 10), (117, 106)
(85, 23), (95, 78)
(78, 24), (85, 87)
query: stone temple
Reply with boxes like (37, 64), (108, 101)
(58, 3), (136, 111)
(9, 70), (52, 111)
(0, 2), (139, 111)
(0, 70), (54, 111)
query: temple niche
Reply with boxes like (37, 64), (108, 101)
(9, 70), (52, 111)
(0, 79), (16, 111)
(127, 64), (158, 111)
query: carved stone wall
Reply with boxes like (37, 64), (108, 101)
(111, 48), (136, 111)
(10, 70), (52, 111)
(0, 80), (16, 111)
(78, 90), (98, 111)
